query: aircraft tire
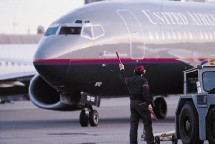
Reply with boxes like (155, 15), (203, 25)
(89, 110), (99, 127)
(154, 97), (167, 119)
(179, 102), (203, 144)
(206, 107), (215, 144)
(79, 110), (89, 127)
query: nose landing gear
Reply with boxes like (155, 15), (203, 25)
(79, 92), (100, 127)
(79, 104), (99, 127)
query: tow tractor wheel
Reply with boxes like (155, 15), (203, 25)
(206, 107), (215, 144)
(79, 110), (89, 127)
(179, 102), (203, 144)
(154, 136), (160, 144)
(154, 97), (167, 119)
(172, 134), (178, 144)
(89, 110), (99, 127)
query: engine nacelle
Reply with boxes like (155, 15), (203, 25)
(29, 75), (79, 111)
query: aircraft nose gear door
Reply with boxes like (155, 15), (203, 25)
(117, 10), (145, 59)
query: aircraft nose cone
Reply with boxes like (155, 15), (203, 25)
(33, 39), (70, 86)
(33, 59), (70, 86)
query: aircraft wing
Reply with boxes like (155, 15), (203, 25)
(0, 70), (36, 96)
(0, 56), (36, 96)
(0, 71), (36, 82)
(0, 57), (32, 65)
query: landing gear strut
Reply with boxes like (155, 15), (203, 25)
(79, 104), (99, 127)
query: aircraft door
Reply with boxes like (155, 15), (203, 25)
(117, 10), (145, 59)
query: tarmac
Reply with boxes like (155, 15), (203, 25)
(0, 97), (209, 144)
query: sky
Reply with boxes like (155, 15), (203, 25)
(0, 0), (84, 35)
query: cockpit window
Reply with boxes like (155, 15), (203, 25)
(59, 27), (82, 35)
(93, 26), (104, 38)
(81, 24), (104, 40)
(44, 27), (58, 36)
(75, 20), (82, 24)
(203, 71), (215, 93)
(81, 26), (93, 38)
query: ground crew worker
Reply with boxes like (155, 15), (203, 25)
(119, 64), (154, 144)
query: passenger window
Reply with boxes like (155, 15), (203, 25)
(149, 31), (153, 40)
(200, 32), (204, 40)
(177, 31), (181, 40)
(209, 32), (213, 40)
(59, 27), (82, 35)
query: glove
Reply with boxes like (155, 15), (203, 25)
(148, 104), (153, 111)
(119, 63), (124, 70)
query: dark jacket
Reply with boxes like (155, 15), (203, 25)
(120, 70), (152, 105)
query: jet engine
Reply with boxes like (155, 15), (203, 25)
(29, 74), (79, 111)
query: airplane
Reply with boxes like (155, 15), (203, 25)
(0, 44), (37, 98)
(2, 0), (214, 126)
